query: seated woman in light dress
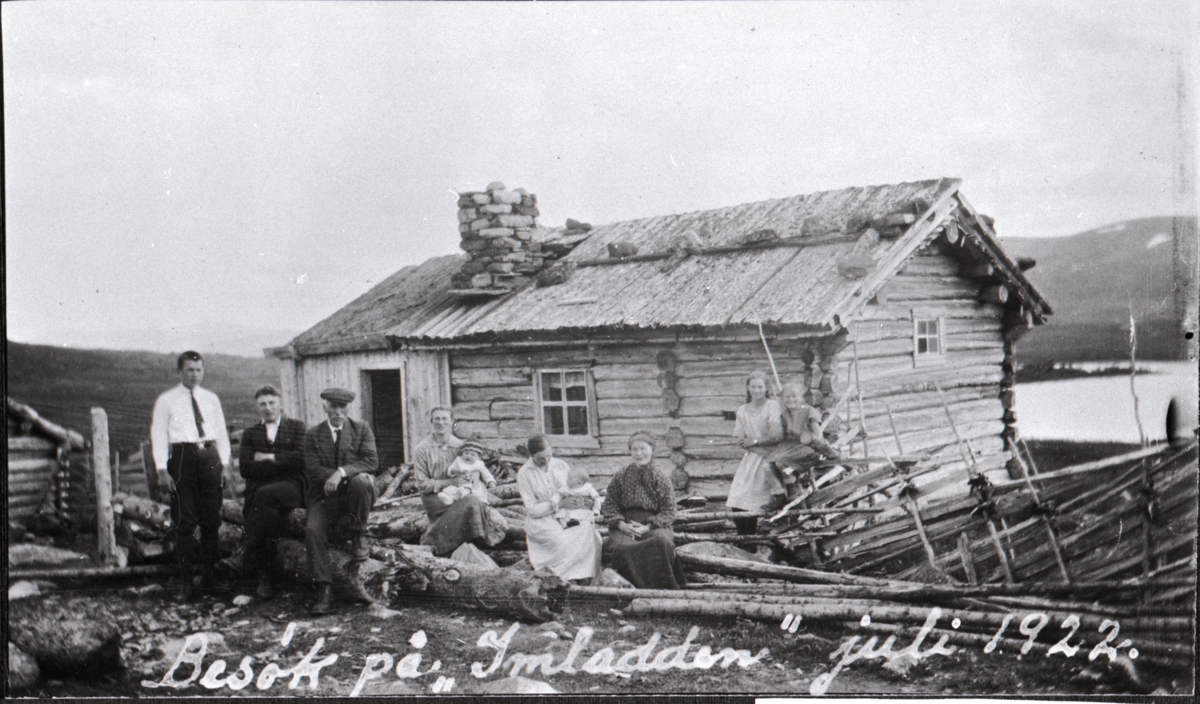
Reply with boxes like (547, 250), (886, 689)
(516, 435), (602, 582)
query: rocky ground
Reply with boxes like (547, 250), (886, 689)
(8, 573), (1190, 698)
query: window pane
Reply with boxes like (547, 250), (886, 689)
(542, 372), (562, 402)
(567, 406), (589, 435)
(928, 337), (940, 354)
(928, 319), (939, 335)
(544, 406), (565, 435)
(917, 338), (929, 354)
(916, 320), (928, 336)
(565, 372), (587, 401)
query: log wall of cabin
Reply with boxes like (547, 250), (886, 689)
(845, 247), (1011, 499)
(7, 435), (92, 529)
(448, 330), (852, 498)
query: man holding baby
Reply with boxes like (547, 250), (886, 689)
(413, 407), (508, 556)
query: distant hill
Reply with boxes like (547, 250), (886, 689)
(5, 341), (280, 453)
(1001, 216), (1196, 363)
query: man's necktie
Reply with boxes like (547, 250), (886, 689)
(191, 391), (206, 438)
(333, 427), (341, 448)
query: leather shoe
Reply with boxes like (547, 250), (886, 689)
(310, 585), (336, 615)
(344, 578), (374, 605)
(351, 534), (369, 562)
(255, 571), (274, 600)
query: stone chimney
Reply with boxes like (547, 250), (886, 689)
(450, 181), (545, 291)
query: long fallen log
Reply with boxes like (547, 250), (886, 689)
(268, 538), (566, 623)
(623, 596), (1191, 636)
(274, 538), (391, 602)
(846, 619), (1191, 669)
(9, 564), (176, 581)
(674, 532), (779, 545)
(677, 551), (915, 588)
(573, 578), (1197, 606)
(382, 544), (568, 623)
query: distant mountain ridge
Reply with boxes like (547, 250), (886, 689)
(1001, 215), (1196, 362)
(5, 341), (280, 453)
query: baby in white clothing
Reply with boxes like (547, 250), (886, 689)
(554, 465), (601, 528)
(438, 440), (497, 505)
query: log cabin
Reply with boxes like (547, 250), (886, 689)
(7, 398), (91, 534)
(267, 178), (1051, 500)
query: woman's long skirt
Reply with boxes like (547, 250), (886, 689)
(604, 508), (687, 589)
(524, 515), (601, 581)
(725, 451), (784, 511)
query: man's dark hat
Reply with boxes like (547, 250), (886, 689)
(320, 387), (355, 404)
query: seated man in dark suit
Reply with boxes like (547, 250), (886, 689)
(304, 387), (379, 615)
(238, 385), (308, 600)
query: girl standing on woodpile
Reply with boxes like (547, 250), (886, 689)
(777, 383), (840, 494)
(517, 435), (602, 583)
(600, 432), (688, 589)
(726, 371), (785, 534)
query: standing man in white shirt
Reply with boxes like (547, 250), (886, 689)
(151, 350), (232, 602)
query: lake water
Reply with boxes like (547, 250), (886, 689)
(1016, 360), (1198, 443)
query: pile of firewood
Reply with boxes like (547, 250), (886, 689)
(112, 492), (241, 563)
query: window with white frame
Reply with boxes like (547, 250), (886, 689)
(535, 369), (598, 439)
(912, 314), (946, 365)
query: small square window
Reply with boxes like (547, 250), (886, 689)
(536, 369), (597, 440)
(916, 319), (941, 354)
(913, 315), (946, 365)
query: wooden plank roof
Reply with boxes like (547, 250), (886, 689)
(282, 178), (1051, 355)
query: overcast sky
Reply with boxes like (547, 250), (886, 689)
(4, 1), (1197, 356)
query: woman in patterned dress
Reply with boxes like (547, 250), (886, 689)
(600, 432), (687, 589)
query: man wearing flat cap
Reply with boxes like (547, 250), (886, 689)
(304, 387), (379, 614)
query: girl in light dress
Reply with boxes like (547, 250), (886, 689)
(725, 371), (785, 534)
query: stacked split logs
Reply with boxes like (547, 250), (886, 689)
(111, 492), (241, 563)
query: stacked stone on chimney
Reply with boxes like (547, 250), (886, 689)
(450, 182), (544, 291)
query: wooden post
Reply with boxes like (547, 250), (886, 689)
(957, 532), (977, 585)
(111, 449), (120, 495)
(1008, 438), (1071, 583)
(91, 408), (119, 564)
(851, 342), (870, 460)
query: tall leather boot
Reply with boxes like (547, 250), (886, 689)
(311, 584), (336, 615)
(351, 534), (369, 563)
(344, 568), (374, 605)
(199, 531), (230, 594)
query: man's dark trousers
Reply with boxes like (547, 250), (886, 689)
(167, 443), (223, 570)
(305, 473), (377, 584)
(244, 480), (305, 564)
